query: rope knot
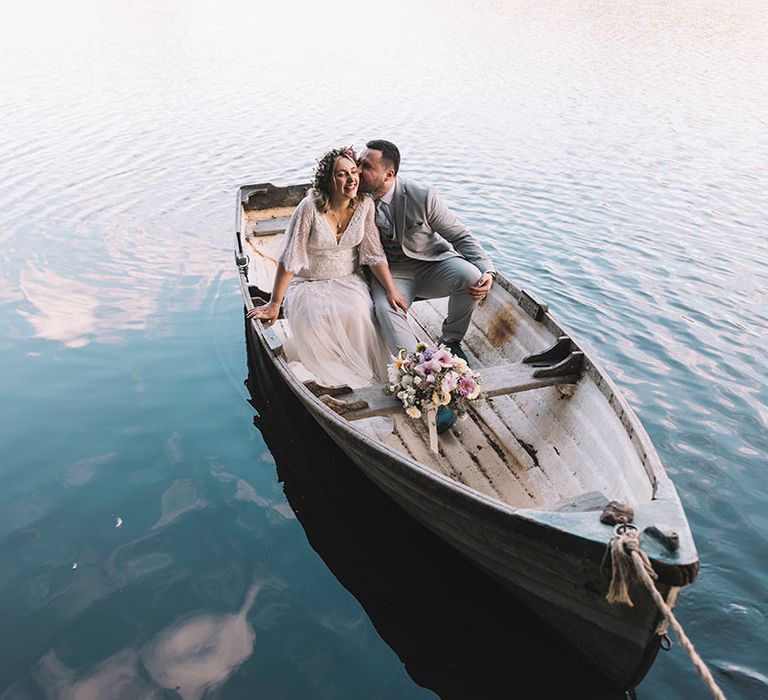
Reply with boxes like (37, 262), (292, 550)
(602, 524), (728, 698)
(604, 524), (656, 606)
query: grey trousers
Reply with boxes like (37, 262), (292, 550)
(369, 257), (483, 355)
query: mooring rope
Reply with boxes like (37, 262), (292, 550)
(607, 528), (727, 700)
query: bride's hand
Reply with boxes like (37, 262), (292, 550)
(247, 301), (280, 327)
(387, 288), (409, 314)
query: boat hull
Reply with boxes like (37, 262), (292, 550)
(245, 319), (663, 691)
(317, 411), (666, 690)
(236, 182), (698, 692)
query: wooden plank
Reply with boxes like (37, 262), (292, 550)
(377, 423), (413, 459)
(489, 392), (599, 500)
(480, 362), (579, 397)
(330, 361), (579, 421)
(404, 299), (566, 504)
(303, 380), (353, 398)
(447, 414), (537, 506)
(470, 401), (569, 505)
(250, 216), (291, 236)
(391, 415), (457, 479)
(428, 428), (500, 499)
(383, 414), (509, 502)
(337, 385), (402, 419)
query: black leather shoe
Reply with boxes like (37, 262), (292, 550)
(436, 406), (456, 434)
(443, 340), (470, 365)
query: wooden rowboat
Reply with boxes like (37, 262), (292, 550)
(234, 182), (699, 691)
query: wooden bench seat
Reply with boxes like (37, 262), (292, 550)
(248, 217), (291, 237)
(308, 354), (583, 421)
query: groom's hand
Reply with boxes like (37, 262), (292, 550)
(387, 288), (410, 314)
(468, 273), (494, 301)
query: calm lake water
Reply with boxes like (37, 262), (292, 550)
(1, 1), (767, 698)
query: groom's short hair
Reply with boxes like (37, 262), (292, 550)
(366, 140), (400, 174)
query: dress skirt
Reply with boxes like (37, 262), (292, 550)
(283, 272), (390, 389)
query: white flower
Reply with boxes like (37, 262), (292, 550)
(406, 406), (422, 419)
(432, 391), (451, 406)
(452, 357), (469, 372)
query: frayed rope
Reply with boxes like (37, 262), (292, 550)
(604, 527), (657, 605)
(605, 527), (727, 700)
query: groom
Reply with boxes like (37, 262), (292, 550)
(358, 139), (496, 363)
(359, 140), (496, 433)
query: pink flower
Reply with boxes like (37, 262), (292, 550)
(433, 348), (453, 368)
(441, 371), (459, 393)
(458, 375), (480, 400)
(414, 358), (442, 377)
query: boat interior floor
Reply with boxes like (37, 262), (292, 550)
(269, 296), (650, 512)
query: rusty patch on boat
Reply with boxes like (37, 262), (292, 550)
(487, 307), (517, 347)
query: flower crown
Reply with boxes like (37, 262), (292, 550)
(310, 146), (357, 191)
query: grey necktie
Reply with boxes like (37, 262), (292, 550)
(374, 199), (394, 238)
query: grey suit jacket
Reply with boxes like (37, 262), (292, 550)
(390, 178), (494, 276)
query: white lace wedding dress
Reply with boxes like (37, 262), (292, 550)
(278, 194), (391, 389)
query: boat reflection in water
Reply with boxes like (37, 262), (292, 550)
(244, 326), (626, 700)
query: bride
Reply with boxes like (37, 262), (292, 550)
(247, 146), (408, 388)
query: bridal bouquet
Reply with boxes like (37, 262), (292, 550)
(386, 342), (484, 419)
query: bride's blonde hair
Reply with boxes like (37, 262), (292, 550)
(310, 146), (362, 213)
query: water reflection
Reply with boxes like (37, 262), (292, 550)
(243, 325), (625, 700)
(62, 453), (117, 487)
(142, 582), (262, 699)
(105, 533), (175, 589)
(18, 267), (100, 349)
(13, 220), (226, 349)
(4, 583), (263, 699)
(153, 480), (206, 529)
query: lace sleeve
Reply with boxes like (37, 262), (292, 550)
(278, 196), (314, 273)
(358, 197), (387, 266)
